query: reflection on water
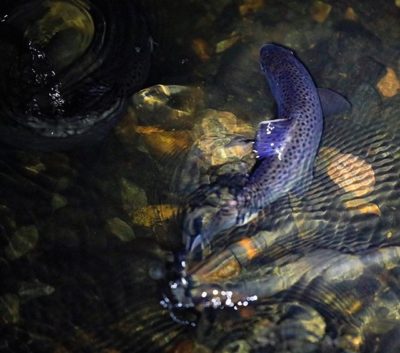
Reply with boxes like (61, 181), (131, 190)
(1, 0), (400, 352)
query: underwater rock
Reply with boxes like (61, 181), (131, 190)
(5, 225), (39, 260)
(51, 193), (68, 211)
(320, 147), (376, 198)
(192, 38), (212, 62)
(0, 0), (151, 150)
(376, 67), (400, 97)
(344, 7), (358, 21)
(17, 279), (55, 301)
(106, 217), (135, 242)
(132, 85), (205, 130)
(215, 34), (241, 54)
(173, 109), (255, 196)
(23, 160), (46, 175)
(193, 110), (254, 166)
(120, 178), (148, 213)
(131, 204), (177, 228)
(170, 340), (195, 353)
(310, 1), (332, 23)
(116, 110), (193, 157)
(135, 126), (192, 159)
(0, 294), (20, 324)
(239, 0), (266, 16)
(342, 199), (381, 216)
(194, 109), (254, 137)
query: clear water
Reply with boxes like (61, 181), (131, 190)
(1, 1), (400, 352)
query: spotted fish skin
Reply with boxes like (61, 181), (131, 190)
(237, 43), (323, 220)
(183, 43), (348, 256)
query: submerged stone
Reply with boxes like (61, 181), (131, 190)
(132, 85), (205, 130)
(51, 193), (68, 211)
(174, 109), (255, 196)
(310, 1), (332, 23)
(17, 280), (55, 301)
(377, 67), (400, 97)
(215, 35), (241, 54)
(192, 38), (212, 62)
(131, 204), (177, 228)
(239, 0), (266, 16)
(106, 217), (135, 242)
(136, 127), (192, 159)
(0, 294), (20, 324)
(5, 225), (39, 260)
(344, 7), (358, 21)
(120, 178), (148, 213)
(320, 147), (376, 198)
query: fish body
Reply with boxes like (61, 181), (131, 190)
(183, 43), (349, 257)
(237, 43), (323, 222)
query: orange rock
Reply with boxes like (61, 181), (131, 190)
(192, 38), (212, 62)
(238, 238), (260, 260)
(344, 7), (358, 21)
(137, 128), (192, 158)
(239, 0), (265, 16)
(239, 306), (257, 319)
(345, 299), (363, 315)
(310, 1), (332, 23)
(377, 67), (400, 97)
(339, 334), (363, 352)
(199, 110), (254, 136)
(343, 199), (381, 216)
(134, 125), (165, 134)
(210, 142), (253, 166)
(189, 251), (242, 283)
(321, 147), (375, 197)
(131, 204), (178, 228)
(169, 340), (194, 353)
(215, 35), (241, 54)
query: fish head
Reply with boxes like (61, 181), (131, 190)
(259, 43), (296, 95)
(259, 43), (294, 73)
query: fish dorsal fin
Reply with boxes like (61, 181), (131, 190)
(254, 118), (292, 159)
(318, 88), (352, 117)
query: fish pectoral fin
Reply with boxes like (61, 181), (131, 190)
(317, 88), (352, 117)
(254, 118), (292, 159)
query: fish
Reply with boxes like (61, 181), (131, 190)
(182, 43), (350, 259)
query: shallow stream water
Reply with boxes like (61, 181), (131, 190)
(0, 1), (400, 352)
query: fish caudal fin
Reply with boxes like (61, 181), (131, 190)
(317, 88), (352, 117)
(254, 118), (292, 159)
